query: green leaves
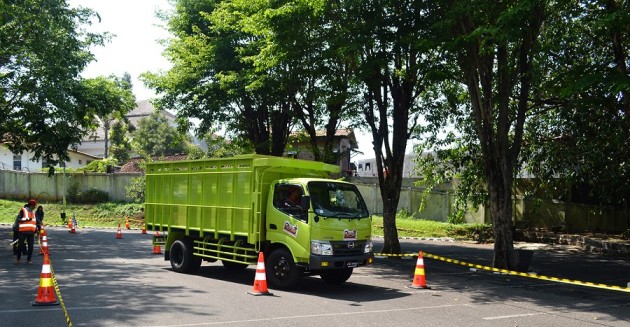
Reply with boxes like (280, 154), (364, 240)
(131, 111), (189, 158)
(0, 0), (117, 166)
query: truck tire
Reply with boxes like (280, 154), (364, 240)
(320, 268), (353, 285)
(266, 249), (302, 289)
(170, 239), (202, 273)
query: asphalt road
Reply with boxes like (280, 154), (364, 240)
(1, 225), (629, 327)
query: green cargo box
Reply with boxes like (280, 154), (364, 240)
(145, 154), (339, 245)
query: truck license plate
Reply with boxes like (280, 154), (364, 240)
(346, 261), (359, 268)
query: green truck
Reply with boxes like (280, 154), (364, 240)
(145, 154), (374, 289)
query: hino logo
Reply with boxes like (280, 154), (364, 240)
(347, 242), (355, 249)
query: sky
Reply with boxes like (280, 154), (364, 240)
(69, 0), (393, 162)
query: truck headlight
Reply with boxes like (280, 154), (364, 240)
(364, 240), (373, 253)
(311, 241), (333, 256)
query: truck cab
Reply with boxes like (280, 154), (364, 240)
(266, 179), (374, 288)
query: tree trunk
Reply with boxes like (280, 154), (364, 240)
(380, 173), (402, 255)
(487, 169), (517, 269)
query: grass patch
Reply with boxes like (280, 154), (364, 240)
(372, 212), (492, 241)
(2, 199), (492, 241)
(0, 199), (144, 228)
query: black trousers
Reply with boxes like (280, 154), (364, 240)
(16, 232), (34, 262)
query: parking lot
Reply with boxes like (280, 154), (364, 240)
(2, 225), (629, 327)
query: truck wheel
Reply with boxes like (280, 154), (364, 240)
(266, 249), (302, 289)
(170, 239), (201, 273)
(320, 268), (353, 285)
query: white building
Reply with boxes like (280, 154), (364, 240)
(355, 154), (422, 178)
(0, 144), (99, 172)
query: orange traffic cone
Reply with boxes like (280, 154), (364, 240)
(115, 224), (123, 239)
(141, 225), (147, 234)
(69, 220), (76, 234)
(32, 254), (59, 306)
(152, 231), (162, 254)
(38, 227), (47, 255)
(409, 251), (430, 289)
(39, 234), (50, 255)
(125, 218), (130, 230)
(247, 252), (272, 296)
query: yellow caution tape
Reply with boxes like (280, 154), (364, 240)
(49, 258), (74, 327)
(374, 251), (630, 293)
(38, 237), (74, 327)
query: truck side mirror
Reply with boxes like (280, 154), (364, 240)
(300, 195), (310, 212)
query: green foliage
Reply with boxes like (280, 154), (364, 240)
(125, 176), (146, 204)
(520, 0), (630, 207)
(203, 132), (250, 158)
(142, 0), (292, 156)
(131, 111), (189, 157)
(78, 158), (118, 173)
(67, 186), (110, 204)
(0, 1), (115, 165)
(76, 189), (110, 204)
(109, 120), (132, 164)
(78, 73), (136, 159)
(65, 175), (109, 204)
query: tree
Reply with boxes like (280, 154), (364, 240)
(131, 111), (189, 158)
(242, 0), (360, 164)
(521, 0), (630, 209)
(422, 0), (548, 269)
(77, 75), (136, 158)
(109, 120), (132, 164)
(202, 132), (250, 158)
(0, 0), (109, 167)
(143, 0), (292, 156)
(338, 0), (439, 254)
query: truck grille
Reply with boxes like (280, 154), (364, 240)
(330, 241), (365, 256)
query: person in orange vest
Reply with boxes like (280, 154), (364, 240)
(15, 199), (39, 264)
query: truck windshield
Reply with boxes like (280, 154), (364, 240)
(308, 181), (369, 218)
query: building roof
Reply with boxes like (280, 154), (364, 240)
(127, 100), (176, 120)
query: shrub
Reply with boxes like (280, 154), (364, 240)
(80, 188), (110, 203)
(125, 176), (145, 203)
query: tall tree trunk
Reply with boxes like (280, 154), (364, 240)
(487, 167), (517, 269)
(379, 161), (403, 255)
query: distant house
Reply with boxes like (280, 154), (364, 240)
(355, 154), (422, 178)
(0, 144), (99, 171)
(77, 99), (177, 158)
(285, 128), (358, 175)
(77, 99), (208, 160)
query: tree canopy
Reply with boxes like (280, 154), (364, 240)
(0, 0), (119, 166)
(144, 0), (629, 268)
(131, 111), (189, 158)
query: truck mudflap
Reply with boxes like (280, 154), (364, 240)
(307, 253), (374, 270)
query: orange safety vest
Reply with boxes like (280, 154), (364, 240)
(18, 208), (37, 233)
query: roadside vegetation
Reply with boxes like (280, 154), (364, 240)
(0, 199), (144, 229)
(1, 199), (490, 241)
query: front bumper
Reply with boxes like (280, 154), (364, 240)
(307, 253), (374, 270)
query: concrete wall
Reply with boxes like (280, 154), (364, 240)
(351, 177), (486, 224)
(0, 170), (141, 202)
(2, 170), (627, 232)
(351, 177), (629, 232)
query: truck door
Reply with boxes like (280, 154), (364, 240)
(267, 184), (311, 261)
